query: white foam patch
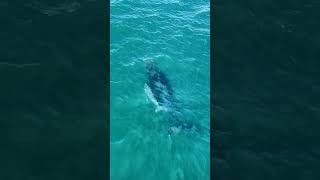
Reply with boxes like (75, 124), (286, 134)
(110, 136), (126, 145)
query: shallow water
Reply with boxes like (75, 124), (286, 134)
(110, 0), (210, 179)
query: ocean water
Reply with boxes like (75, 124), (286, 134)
(213, 0), (320, 179)
(110, 0), (210, 180)
(2, 0), (320, 179)
(0, 1), (107, 179)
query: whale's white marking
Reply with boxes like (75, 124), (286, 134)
(144, 84), (168, 112)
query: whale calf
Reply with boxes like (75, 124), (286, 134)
(144, 60), (197, 135)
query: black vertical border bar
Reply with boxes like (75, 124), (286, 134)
(106, 0), (111, 179)
(210, 0), (214, 179)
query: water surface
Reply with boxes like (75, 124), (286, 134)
(110, 0), (210, 179)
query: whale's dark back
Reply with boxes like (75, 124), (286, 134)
(145, 62), (175, 108)
(145, 61), (202, 135)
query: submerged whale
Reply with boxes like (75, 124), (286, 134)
(144, 60), (197, 135)
(144, 60), (175, 112)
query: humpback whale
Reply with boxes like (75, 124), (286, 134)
(144, 60), (197, 135)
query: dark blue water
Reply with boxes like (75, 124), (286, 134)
(0, 1), (108, 179)
(213, 0), (320, 179)
(1, 0), (320, 179)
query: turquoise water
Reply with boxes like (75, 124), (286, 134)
(110, 0), (210, 179)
